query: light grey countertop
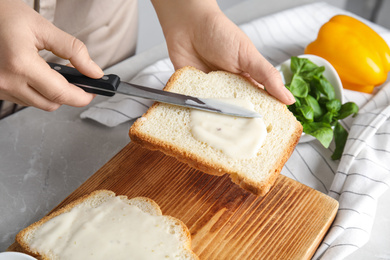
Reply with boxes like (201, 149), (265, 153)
(1, 0), (389, 259)
(0, 96), (132, 248)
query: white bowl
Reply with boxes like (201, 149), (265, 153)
(275, 54), (344, 143)
(0, 252), (36, 260)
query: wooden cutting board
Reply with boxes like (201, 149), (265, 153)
(9, 142), (338, 259)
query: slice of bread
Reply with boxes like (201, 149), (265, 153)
(16, 190), (198, 260)
(129, 66), (302, 196)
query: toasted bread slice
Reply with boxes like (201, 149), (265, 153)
(16, 190), (198, 260)
(129, 67), (302, 196)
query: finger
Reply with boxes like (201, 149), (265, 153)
(0, 70), (61, 110)
(27, 57), (95, 108)
(240, 46), (295, 105)
(37, 22), (104, 79)
(66, 62), (97, 99)
(0, 92), (29, 107)
(0, 81), (60, 110)
(16, 84), (61, 111)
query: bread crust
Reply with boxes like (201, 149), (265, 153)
(129, 66), (302, 196)
(15, 189), (198, 260)
(130, 122), (302, 196)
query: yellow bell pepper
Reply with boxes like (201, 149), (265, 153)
(304, 15), (390, 93)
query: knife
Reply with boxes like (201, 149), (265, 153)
(48, 63), (261, 118)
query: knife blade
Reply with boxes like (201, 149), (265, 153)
(48, 63), (262, 118)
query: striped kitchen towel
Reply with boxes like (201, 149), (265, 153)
(80, 2), (390, 259)
(313, 83), (390, 260)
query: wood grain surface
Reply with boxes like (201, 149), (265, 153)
(9, 142), (338, 259)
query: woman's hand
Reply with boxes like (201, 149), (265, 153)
(152, 0), (295, 105)
(0, 0), (103, 111)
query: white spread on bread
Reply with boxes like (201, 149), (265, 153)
(29, 196), (186, 260)
(189, 98), (267, 159)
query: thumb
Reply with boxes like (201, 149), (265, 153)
(241, 45), (295, 105)
(38, 22), (104, 79)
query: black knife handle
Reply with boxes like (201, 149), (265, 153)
(48, 62), (120, 97)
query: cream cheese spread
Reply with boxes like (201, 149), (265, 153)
(30, 197), (185, 260)
(189, 98), (267, 159)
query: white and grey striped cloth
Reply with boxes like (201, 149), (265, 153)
(81, 3), (390, 259)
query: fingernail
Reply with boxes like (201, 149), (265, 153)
(285, 89), (296, 104)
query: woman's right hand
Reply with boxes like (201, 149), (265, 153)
(0, 0), (103, 111)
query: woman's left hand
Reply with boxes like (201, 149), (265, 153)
(152, 0), (295, 105)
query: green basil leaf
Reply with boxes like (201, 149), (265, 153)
(304, 95), (323, 118)
(290, 56), (300, 74)
(318, 96), (329, 105)
(309, 84), (322, 100)
(294, 97), (302, 107)
(289, 74), (309, 98)
(312, 76), (335, 100)
(326, 99), (341, 114)
(321, 111), (334, 124)
(291, 57), (318, 74)
(337, 102), (359, 120)
(301, 66), (325, 81)
(331, 122), (349, 160)
(303, 122), (333, 148)
(297, 105), (314, 122)
(300, 58), (319, 73)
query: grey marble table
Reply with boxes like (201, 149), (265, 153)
(0, 97), (132, 248)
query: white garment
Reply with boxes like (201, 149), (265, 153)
(23, 0), (138, 69)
